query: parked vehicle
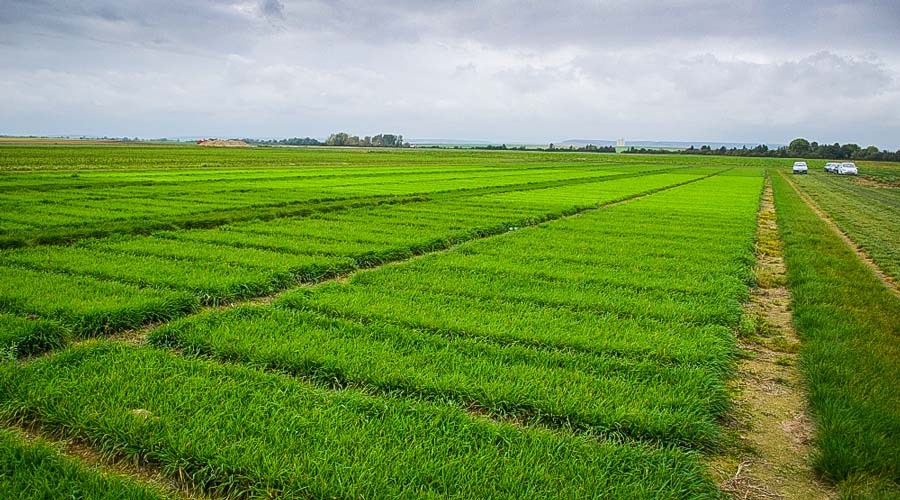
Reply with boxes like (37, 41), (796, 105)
(793, 161), (808, 174)
(837, 162), (858, 175)
(824, 162), (839, 173)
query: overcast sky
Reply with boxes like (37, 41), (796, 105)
(2, 0), (899, 147)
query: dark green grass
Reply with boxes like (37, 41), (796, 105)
(772, 172), (900, 493)
(0, 428), (169, 500)
(0, 342), (722, 499)
(0, 314), (69, 359)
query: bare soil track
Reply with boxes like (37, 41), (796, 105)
(715, 176), (836, 500)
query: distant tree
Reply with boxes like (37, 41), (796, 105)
(841, 143), (861, 158)
(324, 132), (409, 148)
(788, 138), (811, 156)
(326, 132), (350, 146)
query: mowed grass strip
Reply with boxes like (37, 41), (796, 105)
(772, 173), (900, 493)
(790, 171), (900, 280)
(0, 429), (170, 500)
(151, 305), (724, 448)
(0, 342), (722, 499)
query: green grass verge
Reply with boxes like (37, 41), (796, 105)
(771, 172), (900, 494)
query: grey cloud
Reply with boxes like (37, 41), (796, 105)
(259, 0), (286, 21)
(0, 0), (899, 147)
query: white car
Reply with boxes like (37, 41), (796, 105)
(792, 161), (808, 174)
(837, 162), (858, 175)
(824, 162), (839, 173)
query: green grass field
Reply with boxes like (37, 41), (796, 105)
(1, 144), (898, 498)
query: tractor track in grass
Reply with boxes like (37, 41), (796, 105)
(4, 423), (209, 500)
(714, 175), (836, 499)
(778, 170), (899, 297)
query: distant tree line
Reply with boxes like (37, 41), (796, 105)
(244, 137), (322, 146)
(242, 133), (411, 148)
(325, 133), (409, 148)
(428, 143), (616, 153)
(547, 144), (616, 153)
(624, 138), (900, 162)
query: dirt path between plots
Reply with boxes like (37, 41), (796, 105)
(714, 177), (836, 500)
(778, 171), (899, 297)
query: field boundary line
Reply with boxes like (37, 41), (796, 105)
(776, 170), (899, 297)
(714, 174), (837, 499)
(2, 422), (210, 500)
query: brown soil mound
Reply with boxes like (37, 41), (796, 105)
(196, 139), (251, 147)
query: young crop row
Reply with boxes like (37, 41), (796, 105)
(0, 342), (719, 499)
(0, 163), (589, 192)
(0, 159), (635, 231)
(155, 173), (763, 449)
(790, 171), (900, 280)
(0, 164), (673, 247)
(0, 170), (711, 356)
(0, 172), (764, 498)
(771, 173), (900, 496)
(0, 143), (745, 171)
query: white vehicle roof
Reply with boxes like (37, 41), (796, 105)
(841, 162), (856, 166)
(793, 161), (807, 166)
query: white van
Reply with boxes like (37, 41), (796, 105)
(792, 161), (808, 174)
(837, 162), (858, 175)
